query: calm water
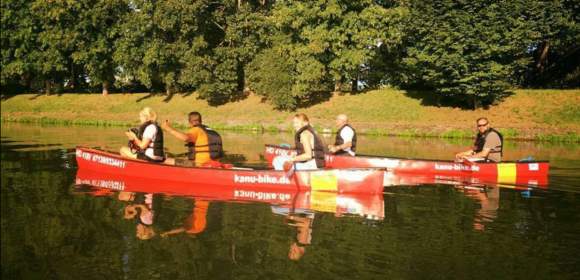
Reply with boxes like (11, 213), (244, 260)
(2, 123), (580, 279)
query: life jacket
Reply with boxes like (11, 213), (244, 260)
(137, 121), (165, 158)
(473, 128), (503, 158)
(186, 125), (224, 160)
(334, 124), (357, 155)
(294, 125), (326, 168)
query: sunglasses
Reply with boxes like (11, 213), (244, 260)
(477, 123), (488, 127)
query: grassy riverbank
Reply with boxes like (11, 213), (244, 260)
(1, 89), (579, 142)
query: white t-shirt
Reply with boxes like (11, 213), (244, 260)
(142, 124), (163, 160)
(339, 126), (355, 156)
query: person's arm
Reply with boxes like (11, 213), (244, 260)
(329, 128), (353, 153)
(125, 131), (152, 150)
(455, 149), (474, 160)
(465, 133), (499, 160)
(469, 148), (491, 159)
(161, 120), (189, 142)
(333, 141), (352, 152)
(160, 227), (186, 238)
(293, 132), (314, 162)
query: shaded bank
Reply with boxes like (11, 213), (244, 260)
(1, 89), (579, 142)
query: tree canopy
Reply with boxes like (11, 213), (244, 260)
(1, 0), (578, 109)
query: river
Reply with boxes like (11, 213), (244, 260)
(1, 123), (579, 279)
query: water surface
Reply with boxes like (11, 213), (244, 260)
(2, 123), (579, 279)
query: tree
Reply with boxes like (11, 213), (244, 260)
(196, 1), (271, 105)
(397, 0), (578, 108)
(247, 0), (407, 110)
(114, 0), (214, 94)
(71, 0), (130, 96)
(1, 0), (38, 93)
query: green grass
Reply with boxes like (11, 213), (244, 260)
(2, 89), (579, 142)
(535, 132), (580, 143)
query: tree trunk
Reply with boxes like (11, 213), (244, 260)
(237, 60), (245, 91)
(45, 80), (52, 95)
(334, 80), (342, 94)
(69, 63), (76, 90)
(351, 77), (358, 93)
(102, 81), (109, 96)
(537, 41), (550, 73)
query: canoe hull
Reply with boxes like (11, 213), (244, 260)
(76, 147), (384, 194)
(264, 145), (549, 186)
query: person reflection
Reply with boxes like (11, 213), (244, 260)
(160, 200), (210, 238)
(119, 192), (157, 240)
(460, 185), (500, 231)
(272, 205), (314, 261)
(287, 214), (313, 261)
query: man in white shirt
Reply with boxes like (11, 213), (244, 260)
(328, 114), (356, 156)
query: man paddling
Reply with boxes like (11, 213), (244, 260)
(328, 114), (356, 156)
(162, 112), (223, 167)
(288, 113), (326, 170)
(455, 118), (503, 162)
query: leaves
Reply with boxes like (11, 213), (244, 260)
(1, 0), (577, 108)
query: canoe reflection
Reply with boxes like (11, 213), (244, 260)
(74, 169), (385, 219)
(74, 169), (385, 260)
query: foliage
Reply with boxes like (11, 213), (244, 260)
(1, 0), (578, 108)
(396, 0), (578, 108)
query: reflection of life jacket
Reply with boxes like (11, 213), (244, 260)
(334, 124), (357, 155)
(136, 121), (165, 158)
(186, 200), (209, 234)
(473, 128), (503, 157)
(294, 125), (326, 168)
(186, 125), (223, 160)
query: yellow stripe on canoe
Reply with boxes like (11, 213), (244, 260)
(497, 163), (517, 184)
(310, 191), (338, 213)
(310, 171), (338, 192)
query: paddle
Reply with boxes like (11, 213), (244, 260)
(284, 160), (296, 177)
(518, 156), (534, 162)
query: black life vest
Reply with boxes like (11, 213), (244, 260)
(334, 124), (357, 155)
(294, 125), (326, 168)
(186, 125), (224, 160)
(473, 128), (503, 157)
(137, 121), (165, 158)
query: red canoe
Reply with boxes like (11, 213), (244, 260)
(382, 171), (547, 190)
(74, 169), (385, 220)
(264, 144), (549, 187)
(75, 147), (385, 194)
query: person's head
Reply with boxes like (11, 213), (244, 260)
(476, 117), (490, 134)
(335, 114), (348, 128)
(293, 113), (310, 131)
(139, 107), (157, 124)
(124, 205), (138, 219)
(188, 111), (202, 127)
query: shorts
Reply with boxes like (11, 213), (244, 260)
(136, 152), (165, 163)
(175, 158), (196, 167)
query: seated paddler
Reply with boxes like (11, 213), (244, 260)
(162, 111), (223, 167)
(455, 117), (503, 163)
(120, 107), (166, 162)
(328, 114), (356, 156)
(283, 113), (326, 170)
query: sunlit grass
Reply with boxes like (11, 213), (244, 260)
(2, 89), (579, 142)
